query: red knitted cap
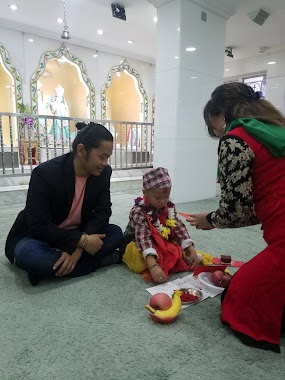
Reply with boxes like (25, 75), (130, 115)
(143, 167), (172, 190)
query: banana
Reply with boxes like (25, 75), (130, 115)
(145, 290), (182, 318)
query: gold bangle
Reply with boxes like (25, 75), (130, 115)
(82, 232), (88, 249)
(148, 263), (159, 271)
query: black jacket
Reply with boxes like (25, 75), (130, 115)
(5, 152), (112, 263)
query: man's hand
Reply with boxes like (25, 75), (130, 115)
(186, 212), (214, 230)
(79, 234), (106, 255)
(53, 248), (83, 277)
(184, 245), (199, 270)
(86, 234), (106, 255)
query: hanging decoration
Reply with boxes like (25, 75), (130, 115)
(61, 0), (71, 40)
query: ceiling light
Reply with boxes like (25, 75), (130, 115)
(186, 47), (196, 52)
(154, 16), (158, 22)
(268, 61), (276, 65)
(97, 30), (103, 35)
(128, 40), (134, 44)
(28, 39), (33, 43)
(191, 76), (197, 79)
(226, 69), (230, 72)
(9, 4), (18, 10)
(93, 54), (98, 58)
(57, 18), (63, 23)
(174, 56), (179, 59)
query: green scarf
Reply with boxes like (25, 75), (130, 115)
(217, 118), (285, 180)
(225, 118), (285, 157)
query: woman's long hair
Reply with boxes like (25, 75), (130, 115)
(204, 82), (285, 138)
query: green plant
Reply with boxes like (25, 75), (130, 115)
(19, 103), (31, 113)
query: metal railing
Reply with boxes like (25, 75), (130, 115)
(0, 112), (154, 175)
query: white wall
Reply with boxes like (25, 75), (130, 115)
(224, 49), (285, 114)
(153, 0), (225, 203)
(0, 26), (155, 121)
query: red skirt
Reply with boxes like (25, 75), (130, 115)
(221, 244), (285, 352)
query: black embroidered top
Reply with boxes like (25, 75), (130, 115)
(207, 135), (260, 228)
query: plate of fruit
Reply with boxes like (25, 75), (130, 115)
(145, 290), (182, 324)
(198, 270), (232, 295)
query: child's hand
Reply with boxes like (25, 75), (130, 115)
(150, 264), (167, 283)
(184, 245), (199, 270)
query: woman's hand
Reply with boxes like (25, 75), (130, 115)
(53, 248), (83, 277)
(184, 245), (199, 270)
(186, 212), (214, 230)
(150, 265), (167, 283)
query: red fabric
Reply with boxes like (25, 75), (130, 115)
(212, 257), (244, 268)
(146, 215), (193, 276)
(178, 212), (191, 219)
(221, 127), (285, 347)
(142, 270), (153, 282)
(193, 265), (227, 276)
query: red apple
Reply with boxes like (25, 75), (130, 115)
(211, 270), (231, 288)
(211, 270), (224, 286)
(149, 293), (177, 324)
(149, 293), (172, 310)
(221, 273), (231, 288)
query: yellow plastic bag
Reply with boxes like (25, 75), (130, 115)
(196, 249), (214, 266)
(122, 242), (148, 274)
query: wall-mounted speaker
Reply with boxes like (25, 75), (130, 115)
(111, 3), (126, 21)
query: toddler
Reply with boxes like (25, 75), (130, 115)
(121, 167), (201, 283)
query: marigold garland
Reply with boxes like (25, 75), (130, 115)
(134, 197), (176, 240)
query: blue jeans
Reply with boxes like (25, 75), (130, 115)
(14, 224), (123, 279)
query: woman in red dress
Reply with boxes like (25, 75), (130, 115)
(188, 82), (285, 353)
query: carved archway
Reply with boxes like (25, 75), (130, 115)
(0, 42), (23, 111)
(101, 59), (148, 121)
(30, 44), (95, 117)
